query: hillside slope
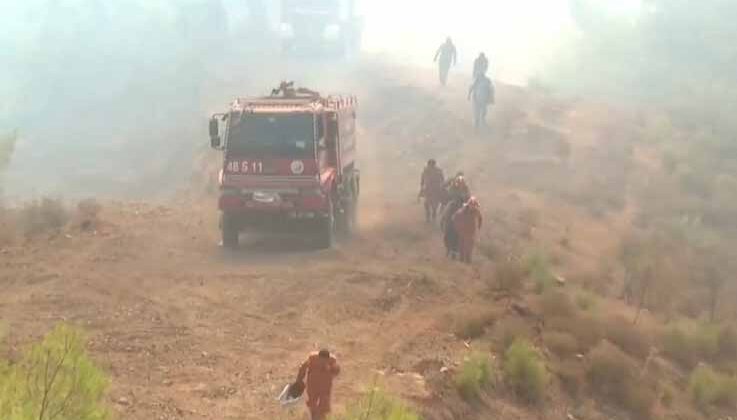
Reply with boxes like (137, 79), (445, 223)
(0, 60), (706, 420)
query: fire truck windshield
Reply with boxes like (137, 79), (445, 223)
(227, 114), (315, 157)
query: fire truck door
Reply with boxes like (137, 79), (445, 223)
(326, 113), (339, 168)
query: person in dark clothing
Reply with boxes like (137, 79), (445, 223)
(434, 37), (457, 86)
(468, 74), (494, 131)
(419, 159), (445, 223)
(472, 52), (489, 80)
(440, 176), (471, 259)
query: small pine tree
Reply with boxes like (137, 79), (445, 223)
(0, 324), (111, 420)
(334, 387), (420, 420)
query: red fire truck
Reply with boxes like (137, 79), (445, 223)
(209, 83), (359, 249)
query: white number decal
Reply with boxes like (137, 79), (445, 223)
(227, 161), (263, 173)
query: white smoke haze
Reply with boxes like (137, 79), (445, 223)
(0, 0), (642, 198)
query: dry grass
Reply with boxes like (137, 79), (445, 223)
(0, 206), (15, 246)
(494, 318), (534, 353)
(540, 290), (577, 318)
(554, 360), (585, 398)
(718, 324), (737, 362)
(601, 316), (652, 360)
(74, 199), (101, 231)
(544, 331), (580, 358)
(493, 260), (526, 294)
(586, 341), (656, 420)
(547, 314), (603, 352)
(454, 311), (496, 341)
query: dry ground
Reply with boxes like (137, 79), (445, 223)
(0, 61), (656, 419)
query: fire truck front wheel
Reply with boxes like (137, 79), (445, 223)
(221, 212), (239, 249)
(316, 204), (335, 249)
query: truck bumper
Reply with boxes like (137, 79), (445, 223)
(221, 209), (330, 233)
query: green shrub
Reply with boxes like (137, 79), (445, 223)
(504, 339), (548, 404)
(524, 250), (555, 294)
(0, 324), (111, 420)
(454, 353), (491, 401)
(19, 198), (69, 237)
(454, 312), (495, 340)
(587, 341), (655, 419)
(544, 331), (580, 358)
(540, 290), (577, 318)
(334, 388), (420, 420)
(575, 292), (597, 311)
(495, 318), (534, 352)
(688, 365), (737, 409)
(663, 322), (720, 367)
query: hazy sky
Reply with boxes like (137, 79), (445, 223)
(359, 0), (641, 83)
(0, 0), (642, 85)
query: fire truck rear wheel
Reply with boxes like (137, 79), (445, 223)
(221, 213), (239, 249)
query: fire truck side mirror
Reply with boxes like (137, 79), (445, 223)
(209, 118), (221, 149)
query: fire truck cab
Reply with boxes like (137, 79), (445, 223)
(209, 82), (359, 249)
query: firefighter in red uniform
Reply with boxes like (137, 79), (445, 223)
(295, 349), (340, 420)
(452, 197), (483, 263)
(441, 174), (470, 259)
(419, 159), (445, 223)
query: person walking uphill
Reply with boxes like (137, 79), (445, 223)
(468, 74), (494, 132)
(452, 197), (483, 263)
(434, 37), (457, 86)
(295, 349), (340, 420)
(472, 52), (489, 80)
(419, 159), (445, 223)
(440, 175), (470, 259)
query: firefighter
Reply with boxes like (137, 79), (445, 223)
(468, 74), (494, 131)
(472, 52), (489, 80)
(419, 159), (445, 223)
(445, 172), (470, 202)
(452, 196), (483, 263)
(433, 37), (457, 86)
(295, 349), (340, 420)
(440, 175), (470, 259)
